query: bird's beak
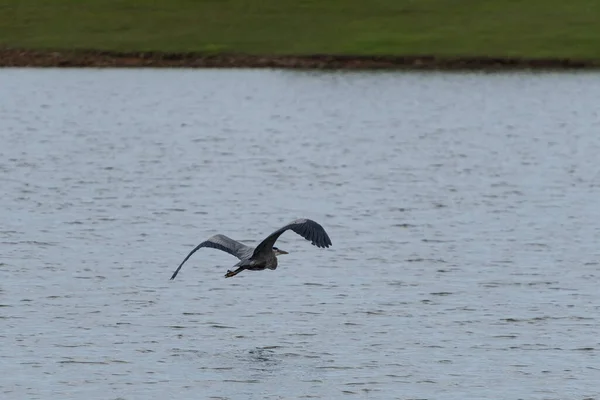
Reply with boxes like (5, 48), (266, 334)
(278, 249), (289, 255)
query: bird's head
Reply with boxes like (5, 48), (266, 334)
(273, 247), (288, 256)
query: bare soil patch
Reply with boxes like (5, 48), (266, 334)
(2, 49), (599, 70)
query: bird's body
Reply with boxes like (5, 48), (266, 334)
(170, 218), (332, 280)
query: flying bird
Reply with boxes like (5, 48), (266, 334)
(170, 218), (332, 279)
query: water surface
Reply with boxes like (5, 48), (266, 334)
(1, 69), (600, 399)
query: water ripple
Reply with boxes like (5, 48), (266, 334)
(1, 69), (600, 400)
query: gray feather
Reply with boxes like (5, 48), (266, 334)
(170, 234), (253, 280)
(252, 218), (332, 258)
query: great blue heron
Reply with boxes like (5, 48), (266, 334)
(170, 218), (332, 279)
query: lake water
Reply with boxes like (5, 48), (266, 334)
(1, 69), (600, 400)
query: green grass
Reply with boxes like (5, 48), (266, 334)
(1, 0), (600, 58)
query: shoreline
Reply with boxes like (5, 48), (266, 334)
(1, 49), (600, 70)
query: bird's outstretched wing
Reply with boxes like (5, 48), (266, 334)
(252, 218), (332, 258)
(170, 234), (253, 280)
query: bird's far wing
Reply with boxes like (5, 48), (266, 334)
(170, 234), (253, 280)
(251, 218), (332, 258)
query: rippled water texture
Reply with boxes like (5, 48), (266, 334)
(2, 69), (600, 399)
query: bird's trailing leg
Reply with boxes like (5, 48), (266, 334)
(224, 266), (245, 278)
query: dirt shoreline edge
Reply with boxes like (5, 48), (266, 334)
(1, 49), (599, 70)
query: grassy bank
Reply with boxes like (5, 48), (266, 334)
(1, 0), (600, 60)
